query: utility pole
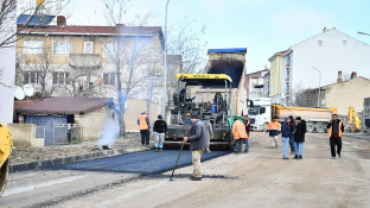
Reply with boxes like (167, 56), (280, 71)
(162, 0), (171, 121)
(312, 67), (321, 107)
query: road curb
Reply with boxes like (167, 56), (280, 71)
(9, 149), (127, 173)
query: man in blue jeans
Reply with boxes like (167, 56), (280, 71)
(281, 117), (292, 160)
(243, 115), (251, 153)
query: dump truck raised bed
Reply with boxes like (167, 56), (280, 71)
(249, 98), (337, 133)
(165, 48), (251, 150)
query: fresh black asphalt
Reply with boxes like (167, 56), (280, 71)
(48, 150), (230, 175)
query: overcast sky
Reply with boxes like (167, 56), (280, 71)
(65, 0), (370, 73)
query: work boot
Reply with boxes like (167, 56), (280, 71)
(243, 150), (249, 153)
(299, 155), (303, 160)
(275, 144), (279, 149)
(338, 154), (342, 158)
(190, 176), (202, 181)
(282, 157), (289, 160)
(160, 148), (163, 152)
(293, 155), (299, 159)
(331, 157), (336, 159)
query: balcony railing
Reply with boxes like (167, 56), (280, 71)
(286, 63), (290, 68)
(69, 54), (102, 69)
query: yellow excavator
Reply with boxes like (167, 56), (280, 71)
(346, 106), (362, 132)
(0, 122), (13, 197)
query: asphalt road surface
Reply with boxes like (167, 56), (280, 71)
(2, 132), (370, 208)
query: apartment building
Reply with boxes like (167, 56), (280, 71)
(16, 16), (181, 105)
(280, 28), (370, 106)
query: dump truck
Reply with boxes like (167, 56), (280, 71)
(249, 98), (337, 133)
(165, 48), (251, 150)
(0, 123), (13, 197)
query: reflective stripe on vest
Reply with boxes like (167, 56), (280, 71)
(267, 122), (281, 131)
(328, 121), (343, 138)
(139, 115), (148, 130)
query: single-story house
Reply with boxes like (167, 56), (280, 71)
(16, 97), (114, 146)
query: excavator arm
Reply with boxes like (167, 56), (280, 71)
(348, 106), (362, 131)
(0, 122), (13, 197)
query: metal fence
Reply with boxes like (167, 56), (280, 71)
(53, 124), (83, 145)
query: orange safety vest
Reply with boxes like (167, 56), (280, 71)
(232, 120), (248, 140)
(139, 115), (149, 130)
(328, 121), (343, 138)
(267, 121), (281, 131)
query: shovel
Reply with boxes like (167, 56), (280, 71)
(169, 125), (190, 181)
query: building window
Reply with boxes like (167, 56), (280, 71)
(24, 72), (42, 84)
(103, 73), (122, 85)
(52, 41), (72, 55)
(252, 78), (258, 84)
(318, 40), (323, 46)
(286, 82), (290, 94)
(52, 72), (70, 84)
(84, 42), (93, 54)
(343, 40), (347, 46)
(24, 40), (43, 54)
(103, 42), (123, 56)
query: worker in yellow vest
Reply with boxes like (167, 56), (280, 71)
(327, 114), (344, 159)
(137, 112), (151, 146)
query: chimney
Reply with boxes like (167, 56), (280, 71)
(351, 71), (357, 79)
(57, 16), (66, 27)
(337, 70), (343, 83)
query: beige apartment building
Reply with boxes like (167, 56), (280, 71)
(16, 16), (181, 104)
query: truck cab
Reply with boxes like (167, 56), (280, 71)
(248, 98), (272, 131)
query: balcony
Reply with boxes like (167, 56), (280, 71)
(286, 63), (290, 69)
(286, 78), (290, 82)
(69, 54), (102, 69)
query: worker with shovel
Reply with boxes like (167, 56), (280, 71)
(184, 114), (208, 181)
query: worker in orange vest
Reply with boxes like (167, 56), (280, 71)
(137, 111), (151, 146)
(232, 118), (248, 153)
(327, 114), (344, 159)
(266, 117), (281, 149)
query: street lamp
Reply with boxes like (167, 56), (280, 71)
(358, 31), (370, 36)
(162, 0), (171, 121)
(312, 67), (321, 107)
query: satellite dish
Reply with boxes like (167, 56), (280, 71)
(13, 86), (25, 100)
(23, 84), (34, 97)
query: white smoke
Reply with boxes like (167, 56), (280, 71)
(97, 119), (120, 148)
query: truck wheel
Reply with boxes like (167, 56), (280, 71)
(315, 123), (326, 133)
(306, 122), (315, 133)
(0, 159), (9, 197)
(262, 123), (268, 132)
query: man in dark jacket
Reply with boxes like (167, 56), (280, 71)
(243, 115), (251, 153)
(288, 115), (296, 154)
(293, 117), (306, 160)
(281, 118), (291, 160)
(179, 89), (186, 103)
(327, 114), (344, 159)
(153, 115), (167, 152)
(184, 114), (208, 181)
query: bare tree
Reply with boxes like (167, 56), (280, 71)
(293, 83), (318, 107)
(16, 50), (58, 97)
(166, 19), (207, 74)
(102, 0), (162, 133)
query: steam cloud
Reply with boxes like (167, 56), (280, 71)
(97, 119), (120, 148)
